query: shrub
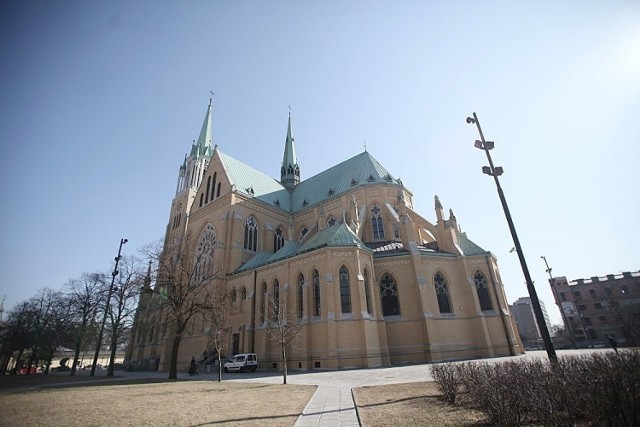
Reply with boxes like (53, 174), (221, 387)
(430, 363), (462, 404)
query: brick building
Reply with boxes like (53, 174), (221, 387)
(550, 271), (640, 346)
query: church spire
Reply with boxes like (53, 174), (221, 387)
(280, 108), (300, 190)
(176, 98), (214, 195)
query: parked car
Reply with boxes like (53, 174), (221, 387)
(223, 353), (258, 373)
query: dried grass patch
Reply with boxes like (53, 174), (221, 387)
(353, 381), (488, 427)
(1, 381), (316, 426)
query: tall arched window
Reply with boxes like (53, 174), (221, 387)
(274, 226), (285, 252)
(231, 288), (237, 303)
(371, 204), (385, 240)
(260, 282), (267, 323)
(434, 272), (452, 314)
(273, 279), (280, 320)
(327, 216), (336, 227)
(339, 266), (351, 314)
(205, 175), (211, 204)
(299, 226), (309, 242)
(244, 216), (258, 251)
(211, 172), (217, 201)
(380, 273), (400, 316)
(363, 268), (372, 314)
(474, 271), (493, 311)
(216, 182), (221, 197)
(297, 273), (304, 319)
(240, 286), (247, 300)
(313, 269), (321, 316)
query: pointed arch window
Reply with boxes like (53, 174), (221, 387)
(230, 288), (237, 303)
(274, 226), (285, 252)
(299, 226), (309, 242)
(327, 216), (336, 227)
(199, 193), (204, 207)
(216, 182), (221, 198)
(313, 269), (321, 316)
(211, 172), (217, 201)
(363, 268), (372, 314)
(380, 273), (400, 316)
(244, 216), (258, 251)
(297, 273), (304, 319)
(474, 271), (493, 311)
(339, 266), (352, 314)
(273, 279), (280, 321)
(371, 204), (385, 240)
(205, 175), (211, 204)
(240, 286), (247, 300)
(260, 282), (267, 323)
(434, 272), (452, 314)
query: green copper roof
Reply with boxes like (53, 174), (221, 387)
(218, 151), (287, 199)
(234, 223), (368, 273)
(298, 222), (368, 254)
(457, 232), (488, 256)
(192, 100), (213, 157)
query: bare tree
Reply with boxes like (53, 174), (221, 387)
(143, 236), (221, 380)
(105, 255), (143, 376)
(265, 288), (304, 385)
(204, 287), (231, 382)
(64, 272), (106, 375)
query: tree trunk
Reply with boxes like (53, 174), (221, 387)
(282, 345), (287, 385)
(217, 353), (222, 382)
(168, 333), (182, 380)
(71, 340), (82, 376)
(107, 329), (118, 377)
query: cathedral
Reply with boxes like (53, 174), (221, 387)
(128, 99), (523, 372)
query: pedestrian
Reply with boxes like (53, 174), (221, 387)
(188, 356), (198, 375)
(608, 335), (618, 353)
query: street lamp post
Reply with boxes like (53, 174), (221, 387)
(90, 238), (128, 376)
(541, 256), (577, 348)
(467, 112), (557, 364)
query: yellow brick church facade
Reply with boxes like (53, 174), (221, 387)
(128, 100), (523, 372)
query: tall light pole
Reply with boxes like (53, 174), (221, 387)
(541, 256), (577, 348)
(467, 113), (557, 363)
(91, 238), (128, 376)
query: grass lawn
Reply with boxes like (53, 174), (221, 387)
(0, 380), (316, 426)
(353, 382), (489, 426)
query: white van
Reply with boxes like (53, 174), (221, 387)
(223, 353), (258, 372)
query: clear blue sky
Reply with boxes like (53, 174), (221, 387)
(1, 0), (639, 324)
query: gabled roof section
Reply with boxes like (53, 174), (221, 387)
(457, 232), (488, 256)
(298, 222), (369, 254)
(290, 151), (402, 211)
(217, 151), (287, 199)
(269, 241), (303, 264)
(235, 251), (271, 273)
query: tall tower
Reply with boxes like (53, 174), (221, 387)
(280, 110), (300, 190)
(176, 98), (214, 195)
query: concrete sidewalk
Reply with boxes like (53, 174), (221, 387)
(295, 385), (359, 427)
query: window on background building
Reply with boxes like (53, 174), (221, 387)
(371, 204), (385, 239)
(621, 285), (629, 294)
(379, 273), (400, 316)
(339, 266), (352, 313)
(297, 274), (304, 319)
(434, 272), (452, 314)
(583, 317), (592, 326)
(573, 291), (582, 300)
(244, 216), (258, 251)
(605, 287), (613, 297)
(589, 289), (597, 298)
(474, 271), (493, 311)
(363, 268), (372, 314)
(599, 316), (608, 324)
(560, 292), (567, 302)
(313, 269), (321, 316)
(594, 302), (603, 310)
(578, 304), (587, 311)
(274, 226), (285, 252)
